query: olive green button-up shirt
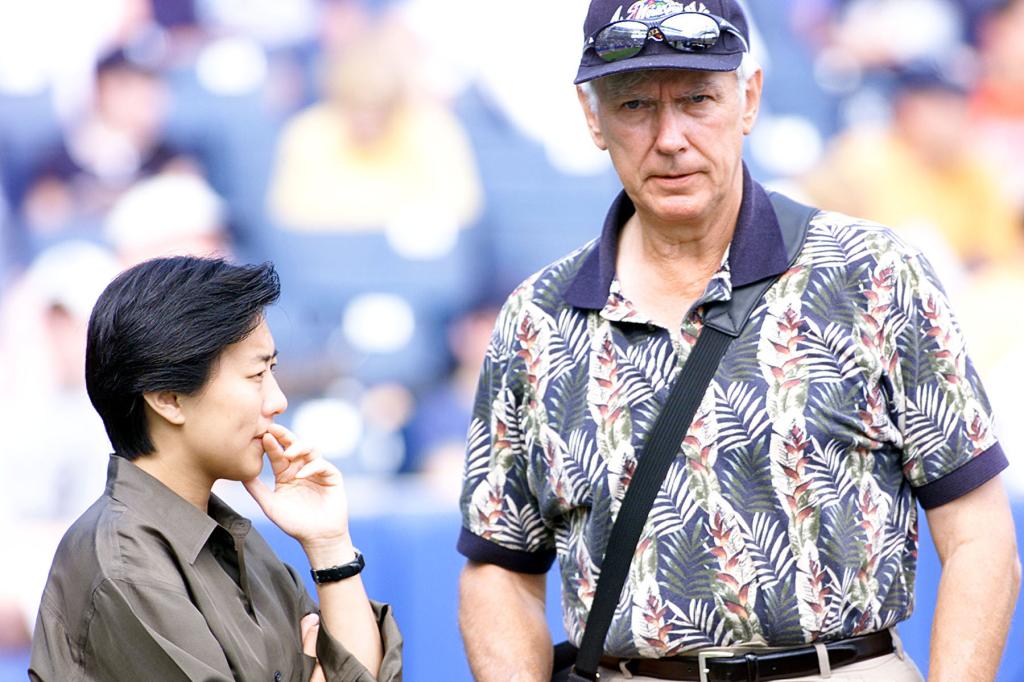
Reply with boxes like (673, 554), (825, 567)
(29, 456), (402, 681)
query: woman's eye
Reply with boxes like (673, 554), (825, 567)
(253, 364), (277, 380)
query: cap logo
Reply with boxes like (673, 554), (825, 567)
(624, 0), (709, 21)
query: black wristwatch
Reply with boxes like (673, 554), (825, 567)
(310, 549), (365, 584)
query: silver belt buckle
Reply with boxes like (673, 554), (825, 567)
(697, 650), (736, 682)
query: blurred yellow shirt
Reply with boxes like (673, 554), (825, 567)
(802, 128), (1022, 267)
(268, 101), (482, 233)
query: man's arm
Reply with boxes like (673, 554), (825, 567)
(925, 476), (1021, 681)
(459, 561), (552, 682)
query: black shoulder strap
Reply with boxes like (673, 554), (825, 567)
(703, 192), (818, 337)
(568, 193), (817, 681)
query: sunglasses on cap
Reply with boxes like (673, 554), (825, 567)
(584, 12), (748, 63)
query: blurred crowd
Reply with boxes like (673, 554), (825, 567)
(0, 0), (1022, 653)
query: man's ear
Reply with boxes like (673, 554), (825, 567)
(577, 85), (608, 151)
(741, 68), (764, 136)
(142, 391), (186, 426)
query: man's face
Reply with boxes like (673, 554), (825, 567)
(177, 318), (287, 484)
(578, 68), (761, 228)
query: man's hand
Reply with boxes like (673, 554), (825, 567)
(460, 561), (553, 681)
(926, 476), (1021, 681)
(243, 423), (350, 547)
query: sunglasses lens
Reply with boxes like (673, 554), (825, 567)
(660, 13), (721, 51)
(593, 22), (649, 62)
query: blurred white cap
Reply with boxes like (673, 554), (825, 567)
(26, 240), (120, 319)
(104, 172), (226, 258)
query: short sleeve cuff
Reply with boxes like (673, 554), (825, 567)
(317, 600), (403, 681)
(914, 442), (1009, 510)
(457, 527), (556, 574)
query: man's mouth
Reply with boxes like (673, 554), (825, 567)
(651, 172), (696, 183)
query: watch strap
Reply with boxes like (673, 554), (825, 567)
(310, 549), (364, 584)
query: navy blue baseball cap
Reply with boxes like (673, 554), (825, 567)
(575, 0), (751, 84)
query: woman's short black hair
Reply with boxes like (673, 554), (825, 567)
(85, 256), (281, 459)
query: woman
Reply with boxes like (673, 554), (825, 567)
(29, 256), (402, 681)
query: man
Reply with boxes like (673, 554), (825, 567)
(457, 1), (1020, 681)
(30, 256), (403, 681)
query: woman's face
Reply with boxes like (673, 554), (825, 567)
(176, 318), (287, 483)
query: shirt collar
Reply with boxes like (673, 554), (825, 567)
(106, 455), (249, 564)
(564, 165), (789, 310)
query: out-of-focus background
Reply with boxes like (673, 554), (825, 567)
(0, 0), (1022, 679)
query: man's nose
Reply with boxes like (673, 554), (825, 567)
(653, 106), (692, 154)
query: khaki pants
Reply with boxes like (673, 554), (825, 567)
(598, 629), (924, 681)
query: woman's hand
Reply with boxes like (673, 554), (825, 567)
(300, 613), (326, 682)
(243, 423), (350, 548)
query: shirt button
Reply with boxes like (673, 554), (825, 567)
(273, 672), (282, 681)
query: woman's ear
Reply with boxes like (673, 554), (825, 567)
(142, 391), (186, 426)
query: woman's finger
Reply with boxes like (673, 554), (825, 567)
(262, 433), (289, 476)
(295, 458), (341, 484)
(300, 613), (319, 657)
(242, 477), (273, 512)
(283, 441), (314, 462)
(268, 422), (298, 448)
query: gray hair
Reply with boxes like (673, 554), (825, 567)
(580, 52), (761, 111)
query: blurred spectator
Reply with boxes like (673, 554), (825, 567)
(970, 0), (1024, 214)
(403, 300), (500, 493)
(0, 168), (231, 648)
(19, 49), (196, 248)
(267, 23), (481, 235)
(795, 0), (1009, 45)
(956, 261), (1024, 498)
(825, 0), (967, 68)
(263, 19), (485, 398)
(400, 0), (610, 176)
(0, 0), (141, 113)
(0, 241), (118, 652)
(199, 0), (319, 50)
(790, 0), (979, 135)
(801, 61), (1022, 270)
(103, 170), (231, 265)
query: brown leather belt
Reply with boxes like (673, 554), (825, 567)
(597, 630), (894, 681)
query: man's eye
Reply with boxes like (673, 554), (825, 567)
(623, 100), (645, 111)
(689, 95), (710, 104)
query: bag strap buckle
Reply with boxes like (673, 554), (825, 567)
(568, 665), (600, 681)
